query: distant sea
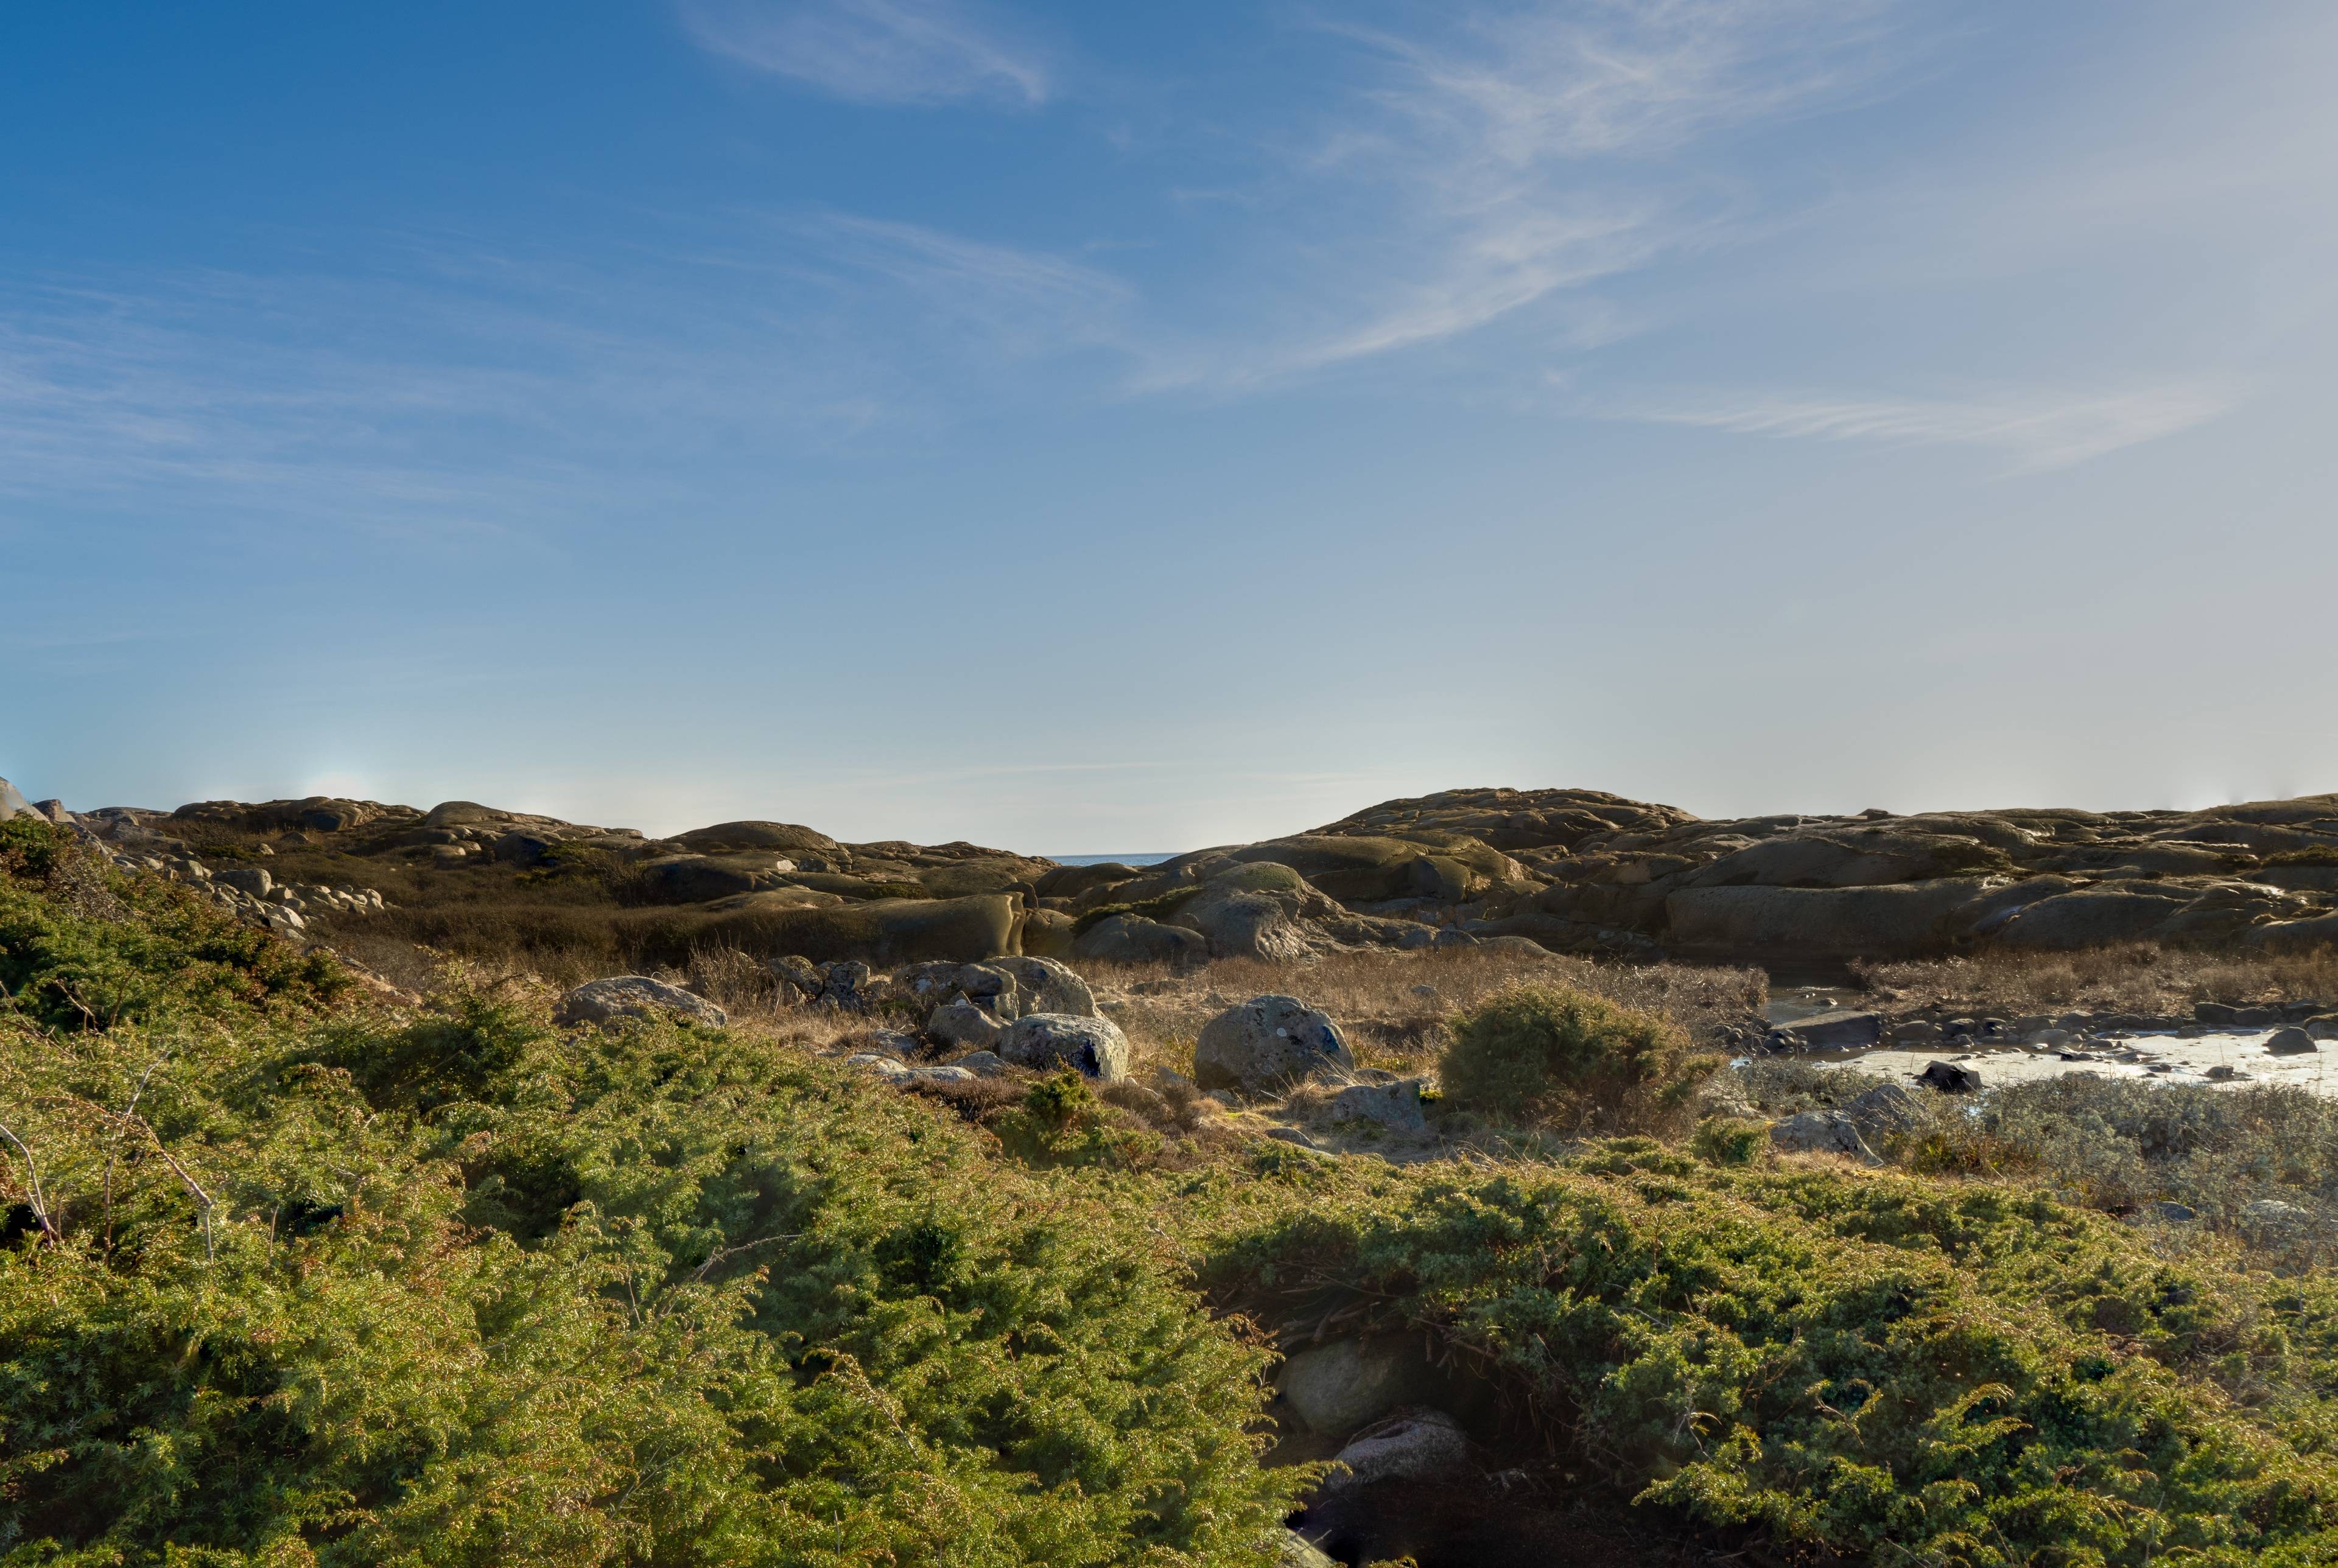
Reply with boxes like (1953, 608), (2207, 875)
(1047, 853), (1179, 867)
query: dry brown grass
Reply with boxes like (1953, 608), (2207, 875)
(1853, 942), (2338, 1016)
(1084, 946), (1766, 1080)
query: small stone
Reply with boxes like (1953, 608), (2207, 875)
(947, 1050), (1009, 1077)
(1327, 1079), (1428, 1134)
(1917, 1060), (1982, 1093)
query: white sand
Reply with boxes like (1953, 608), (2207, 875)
(1805, 1030), (2338, 1096)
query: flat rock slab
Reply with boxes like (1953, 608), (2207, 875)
(1769, 1009), (1884, 1049)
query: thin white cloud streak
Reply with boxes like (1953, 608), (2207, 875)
(1137, 0), (1914, 387)
(1623, 382), (2245, 470)
(0, 215), (1131, 533)
(678, 0), (1048, 107)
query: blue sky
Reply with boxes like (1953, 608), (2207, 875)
(5, 1), (2334, 852)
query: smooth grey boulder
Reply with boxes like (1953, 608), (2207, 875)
(1277, 1338), (1435, 1436)
(554, 975), (728, 1029)
(1327, 1079), (1427, 1133)
(670, 820), (841, 855)
(2266, 1026), (2319, 1057)
(999, 1013), (1129, 1082)
(1175, 886), (1320, 962)
(637, 854), (782, 904)
(990, 956), (1097, 1018)
(1072, 914), (1209, 966)
(929, 996), (1003, 1051)
(1990, 887), (2196, 950)
(214, 867), (273, 897)
(0, 777), (30, 821)
(1322, 1409), (1472, 1493)
(947, 1050), (1009, 1077)
(1195, 995), (1352, 1093)
(1770, 1110), (1870, 1157)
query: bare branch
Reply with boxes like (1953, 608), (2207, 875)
(0, 1119), (60, 1244)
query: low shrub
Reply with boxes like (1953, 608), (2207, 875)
(1691, 1114), (1768, 1166)
(1439, 983), (1718, 1136)
(1199, 1143), (2338, 1567)
(0, 847), (1302, 1565)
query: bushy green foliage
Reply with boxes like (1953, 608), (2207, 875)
(1911, 1076), (2338, 1267)
(1439, 984), (1716, 1135)
(0, 841), (1301, 1565)
(0, 819), (342, 1032)
(1201, 1142), (2338, 1567)
(1690, 1115), (1768, 1166)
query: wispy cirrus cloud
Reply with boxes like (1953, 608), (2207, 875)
(1620, 380), (2244, 470)
(678, 0), (1049, 107)
(1142, 0), (1916, 385)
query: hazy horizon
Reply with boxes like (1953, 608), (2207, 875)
(7, 1), (2335, 852)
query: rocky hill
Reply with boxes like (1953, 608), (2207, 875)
(6, 778), (2335, 968)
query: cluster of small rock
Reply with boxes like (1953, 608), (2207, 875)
(105, 849), (382, 936)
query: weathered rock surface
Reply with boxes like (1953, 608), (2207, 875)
(1327, 1079), (1428, 1133)
(52, 779), (2338, 968)
(1321, 1409), (1472, 1493)
(1195, 995), (1352, 1093)
(1277, 1338), (1438, 1436)
(999, 1013), (1129, 1081)
(1072, 914), (1209, 965)
(555, 976), (727, 1029)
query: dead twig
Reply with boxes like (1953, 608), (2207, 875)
(0, 1119), (60, 1244)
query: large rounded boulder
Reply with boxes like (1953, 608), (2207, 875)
(1073, 914), (1209, 966)
(1194, 995), (1351, 1093)
(555, 975), (728, 1029)
(1000, 1013), (1129, 1081)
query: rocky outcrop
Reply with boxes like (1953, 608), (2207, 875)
(555, 976), (727, 1029)
(48, 780), (2338, 968)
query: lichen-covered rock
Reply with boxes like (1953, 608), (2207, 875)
(1322, 1409), (1472, 1493)
(1327, 1079), (1427, 1133)
(555, 975), (728, 1029)
(999, 1013), (1129, 1082)
(1276, 1338), (1435, 1436)
(929, 996), (1003, 1051)
(1770, 1110), (1870, 1157)
(1194, 995), (1350, 1093)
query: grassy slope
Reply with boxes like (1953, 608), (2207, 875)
(13, 817), (2338, 1566)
